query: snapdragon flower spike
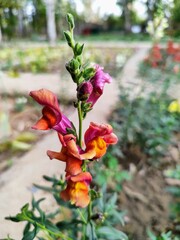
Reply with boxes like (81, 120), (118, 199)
(29, 89), (73, 135)
(87, 65), (112, 107)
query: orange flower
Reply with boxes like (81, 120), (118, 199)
(48, 123), (118, 162)
(46, 122), (118, 207)
(47, 133), (82, 175)
(47, 134), (92, 208)
(81, 122), (118, 160)
(61, 172), (92, 208)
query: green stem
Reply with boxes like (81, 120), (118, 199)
(77, 209), (87, 240)
(82, 224), (86, 240)
(25, 216), (72, 240)
(77, 208), (87, 224)
(78, 101), (83, 147)
(88, 201), (92, 221)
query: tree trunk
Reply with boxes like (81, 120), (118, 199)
(146, 0), (153, 22)
(44, 0), (57, 44)
(18, 8), (24, 37)
(124, 2), (131, 33)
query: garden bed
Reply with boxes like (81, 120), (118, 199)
(0, 45), (132, 77)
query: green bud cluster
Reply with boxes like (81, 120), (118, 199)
(64, 13), (95, 86)
(64, 13), (97, 148)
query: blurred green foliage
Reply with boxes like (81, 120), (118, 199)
(147, 229), (179, 240)
(0, 46), (132, 76)
(111, 89), (180, 162)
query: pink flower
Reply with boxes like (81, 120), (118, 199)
(87, 65), (112, 106)
(29, 89), (72, 134)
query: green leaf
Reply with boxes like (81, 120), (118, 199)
(83, 67), (95, 79)
(23, 222), (31, 236)
(97, 226), (128, 240)
(109, 210), (126, 226)
(147, 228), (157, 240)
(33, 183), (56, 193)
(107, 156), (118, 169)
(32, 198), (46, 223)
(57, 220), (84, 230)
(106, 193), (117, 211)
(22, 224), (39, 240)
(86, 222), (97, 240)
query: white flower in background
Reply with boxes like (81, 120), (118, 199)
(146, 14), (168, 42)
(116, 54), (126, 68)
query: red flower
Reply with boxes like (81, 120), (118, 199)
(29, 89), (72, 134)
(167, 41), (177, 55)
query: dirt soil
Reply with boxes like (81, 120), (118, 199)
(116, 141), (180, 240)
(120, 166), (171, 239)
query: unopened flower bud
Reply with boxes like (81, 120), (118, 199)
(64, 30), (75, 48)
(74, 43), (84, 56)
(66, 59), (79, 74)
(66, 13), (75, 30)
(77, 82), (93, 101)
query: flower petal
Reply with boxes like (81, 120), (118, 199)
(87, 65), (112, 106)
(82, 137), (107, 159)
(53, 114), (73, 135)
(84, 122), (113, 145)
(60, 181), (90, 208)
(63, 134), (81, 159)
(32, 106), (57, 130)
(103, 133), (118, 145)
(69, 172), (92, 184)
(66, 157), (82, 175)
(47, 148), (67, 162)
(29, 88), (60, 113)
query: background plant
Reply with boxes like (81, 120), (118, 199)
(111, 87), (180, 162)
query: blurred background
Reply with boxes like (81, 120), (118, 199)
(0, 0), (180, 239)
(0, 0), (179, 43)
